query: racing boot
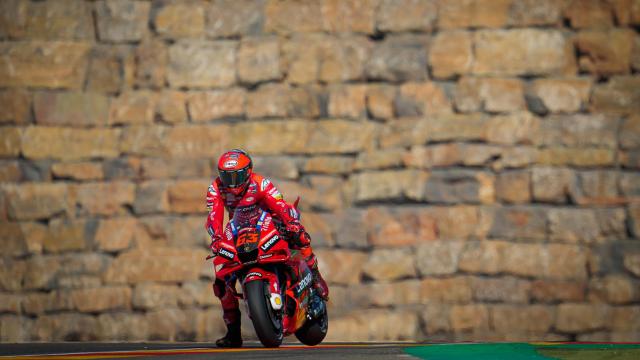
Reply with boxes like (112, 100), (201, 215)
(215, 311), (242, 348)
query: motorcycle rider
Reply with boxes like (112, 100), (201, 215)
(205, 149), (329, 348)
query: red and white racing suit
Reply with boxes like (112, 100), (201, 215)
(205, 172), (317, 326)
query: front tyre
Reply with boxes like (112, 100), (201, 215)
(246, 280), (283, 348)
(295, 299), (328, 346)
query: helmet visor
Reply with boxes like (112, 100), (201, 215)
(219, 168), (249, 188)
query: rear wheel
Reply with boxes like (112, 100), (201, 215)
(246, 280), (283, 348)
(295, 299), (328, 346)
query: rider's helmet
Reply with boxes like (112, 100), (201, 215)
(217, 149), (253, 196)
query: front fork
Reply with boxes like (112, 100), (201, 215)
(267, 275), (284, 311)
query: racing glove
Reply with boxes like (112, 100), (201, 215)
(209, 234), (223, 255)
(285, 221), (302, 235)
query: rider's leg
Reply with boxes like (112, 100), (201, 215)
(297, 232), (329, 300)
(213, 278), (242, 347)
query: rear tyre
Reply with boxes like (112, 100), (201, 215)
(246, 280), (283, 348)
(295, 300), (328, 346)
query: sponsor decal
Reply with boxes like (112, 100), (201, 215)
(271, 294), (282, 310)
(256, 211), (267, 231)
(246, 272), (262, 278)
(218, 248), (235, 260)
(223, 159), (238, 168)
(236, 205), (257, 212)
(295, 271), (312, 295)
(261, 178), (270, 191)
(208, 185), (217, 196)
(268, 187), (283, 200)
(245, 197), (255, 203)
(229, 221), (238, 237)
(224, 229), (233, 240)
(259, 253), (274, 260)
(260, 235), (279, 252)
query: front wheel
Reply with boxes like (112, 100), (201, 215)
(246, 280), (283, 348)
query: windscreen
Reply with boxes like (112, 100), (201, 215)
(231, 206), (264, 262)
(231, 205), (262, 233)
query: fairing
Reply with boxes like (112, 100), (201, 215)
(211, 206), (315, 336)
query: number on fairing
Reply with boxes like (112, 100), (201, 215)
(236, 232), (259, 247)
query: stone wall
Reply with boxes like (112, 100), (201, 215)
(1, 0), (640, 343)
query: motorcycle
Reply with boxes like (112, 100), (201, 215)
(208, 202), (328, 348)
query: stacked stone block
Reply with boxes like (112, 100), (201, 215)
(1, 0), (639, 342)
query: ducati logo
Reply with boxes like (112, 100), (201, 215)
(261, 178), (270, 191)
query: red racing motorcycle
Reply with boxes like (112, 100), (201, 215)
(209, 204), (328, 348)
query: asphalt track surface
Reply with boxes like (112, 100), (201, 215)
(0, 342), (418, 360)
(2, 342), (640, 359)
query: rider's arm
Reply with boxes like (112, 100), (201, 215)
(257, 176), (296, 224)
(205, 180), (225, 239)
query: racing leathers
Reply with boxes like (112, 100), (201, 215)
(205, 172), (328, 328)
